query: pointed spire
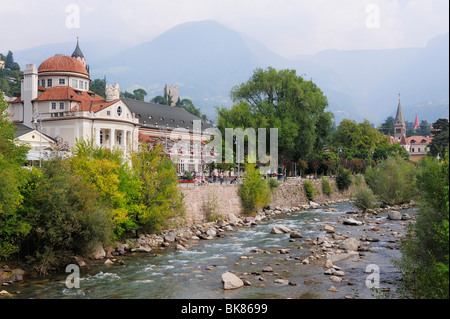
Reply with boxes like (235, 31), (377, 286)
(395, 94), (405, 125)
(71, 37), (85, 59)
(414, 113), (420, 130)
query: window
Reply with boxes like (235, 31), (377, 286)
(85, 82), (88, 90)
(107, 111), (111, 116)
(117, 106), (122, 116)
(51, 102), (57, 110)
(117, 133), (122, 145)
(59, 79), (65, 85)
(47, 79), (52, 87)
(59, 102), (64, 110)
(41, 79), (46, 87)
(79, 80), (83, 89)
(100, 130), (103, 145)
(72, 79), (77, 89)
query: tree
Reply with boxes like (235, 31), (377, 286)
(0, 91), (31, 260)
(365, 156), (416, 205)
(133, 88), (147, 101)
(238, 163), (271, 215)
(151, 96), (169, 105)
(332, 119), (390, 163)
(90, 78), (106, 98)
(218, 67), (334, 164)
(429, 118), (449, 158)
(131, 143), (184, 233)
(395, 150), (449, 298)
(378, 116), (394, 136)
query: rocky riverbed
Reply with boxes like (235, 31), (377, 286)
(1, 200), (415, 299)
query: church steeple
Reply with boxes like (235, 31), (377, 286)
(394, 94), (406, 139)
(71, 37), (86, 67)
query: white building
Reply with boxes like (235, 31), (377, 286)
(8, 40), (213, 173)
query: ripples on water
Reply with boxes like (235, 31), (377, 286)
(11, 203), (409, 299)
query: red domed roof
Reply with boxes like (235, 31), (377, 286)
(38, 55), (89, 76)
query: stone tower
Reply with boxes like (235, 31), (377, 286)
(164, 85), (179, 106)
(394, 95), (406, 139)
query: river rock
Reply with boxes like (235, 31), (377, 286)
(343, 218), (363, 226)
(221, 272), (244, 290)
(104, 259), (114, 265)
(274, 279), (289, 284)
(324, 259), (333, 269)
(88, 243), (106, 259)
(271, 225), (291, 234)
(339, 238), (361, 251)
(388, 211), (402, 220)
(290, 231), (303, 238)
(262, 267), (274, 272)
(206, 229), (217, 236)
(328, 286), (339, 292)
(329, 276), (343, 283)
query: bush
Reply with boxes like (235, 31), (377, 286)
(352, 184), (378, 213)
(336, 167), (352, 192)
(304, 181), (316, 201)
(18, 158), (113, 272)
(321, 177), (332, 196)
(395, 151), (449, 298)
(238, 163), (271, 215)
(365, 156), (416, 205)
(268, 177), (280, 190)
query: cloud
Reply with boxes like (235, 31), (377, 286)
(0, 0), (448, 56)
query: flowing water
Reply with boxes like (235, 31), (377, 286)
(9, 203), (414, 299)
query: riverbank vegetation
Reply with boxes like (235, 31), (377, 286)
(1, 92), (184, 272)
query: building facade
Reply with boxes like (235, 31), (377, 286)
(7, 40), (212, 173)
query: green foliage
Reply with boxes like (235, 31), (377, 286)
(131, 143), (184, 233)
(217, 67), (334, 164)
(267, 177), (280, 190)
(18, 158), (113, 270)
(89, 78), (106, 98)
(203, 194), (220, 222)
(238, 163), (271, 215)
(332, 119), (390, 163)
(352, 184), (378, 213)
(365, 156), (416, 205)
(321, 177), (332, 196)
(0, 92), (31, 260)
(336, 167), (352, 192)
(428, 118), (449, 158)
(303, 181), (316, 201)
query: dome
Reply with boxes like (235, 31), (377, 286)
(38, 55), (89, 77)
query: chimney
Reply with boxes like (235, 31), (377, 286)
(23, 64), (38, 127)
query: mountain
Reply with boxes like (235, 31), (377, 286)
(14, 21), (449, 124)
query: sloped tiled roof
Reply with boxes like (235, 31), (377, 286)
(32, 86), (117, 112)
(121, 98), (211, 133)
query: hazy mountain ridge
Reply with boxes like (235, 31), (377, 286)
(13, 21), (449, 124)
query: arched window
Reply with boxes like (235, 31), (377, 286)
(117, 106), (122, 116)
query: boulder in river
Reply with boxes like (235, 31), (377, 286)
(388, 211), (402, 220)
(290, 231), (303, 238)
(343, 218), (363, 226)
(271, 225), (291, 234)
(221, 272), (244, 290)
(339, 238), (361, 251)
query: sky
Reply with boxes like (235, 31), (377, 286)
(0, 0), (448, 57)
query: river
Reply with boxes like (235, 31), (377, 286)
(8, 202), (414, 299)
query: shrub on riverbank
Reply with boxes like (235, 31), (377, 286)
(321, 177), (332, 196)
(238, 163), (271, 215)
(365, 156), (416, 205)
(304, 181), (316, 201)
(351, 184), (378, 213)
(336, 167), (352, 192)
(395, 150), (449, 299)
